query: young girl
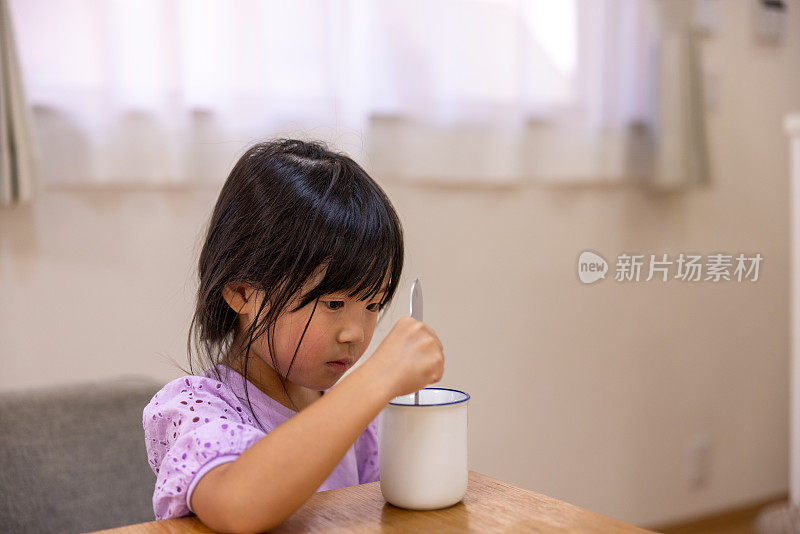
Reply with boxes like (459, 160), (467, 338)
(142, 139), (445, 533)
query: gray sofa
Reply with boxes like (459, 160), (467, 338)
(0, 377), (163, 533)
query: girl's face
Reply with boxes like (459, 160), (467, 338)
(229, 270), (388, 392)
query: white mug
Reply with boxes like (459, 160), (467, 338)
(378, 387), (470, 510)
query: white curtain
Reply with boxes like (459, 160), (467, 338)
(7, 0), (703, 187)
(652, 0), (710, 189)
(0, 0), (36, 205)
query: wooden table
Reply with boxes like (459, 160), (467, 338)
(94, 471), (655, 533)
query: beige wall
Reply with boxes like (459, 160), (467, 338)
(2, 2), (799, 528)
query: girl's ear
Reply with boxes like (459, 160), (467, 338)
(221, 282), (260, 316)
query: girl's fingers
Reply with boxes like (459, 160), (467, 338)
(413, 321), (443, 352)
(424, 326), (444, 352)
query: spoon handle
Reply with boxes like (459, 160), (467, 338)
(410, 278), (423, 405)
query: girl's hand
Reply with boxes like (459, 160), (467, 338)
(360, 316), (445, 400)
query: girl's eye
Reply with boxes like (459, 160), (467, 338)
(323, 300), (382, 312)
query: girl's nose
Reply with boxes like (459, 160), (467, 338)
(337, 314), (366, 344)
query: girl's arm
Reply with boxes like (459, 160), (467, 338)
(189, 363), (392, 534)
(191, 317), (443, 534)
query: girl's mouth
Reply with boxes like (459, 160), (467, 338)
(326, 359), (352, 373)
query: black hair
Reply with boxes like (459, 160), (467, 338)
(186, 139), (404, 429)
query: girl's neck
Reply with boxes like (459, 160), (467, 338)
(221, 350), (322, 413)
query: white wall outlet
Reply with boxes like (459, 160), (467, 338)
(685, 434), (712, 489)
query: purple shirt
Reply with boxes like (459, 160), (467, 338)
(142, 364), (380, 520)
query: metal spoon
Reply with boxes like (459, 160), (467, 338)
(410, 278), (423, 405)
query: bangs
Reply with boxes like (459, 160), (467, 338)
(288, 165), (403, 311)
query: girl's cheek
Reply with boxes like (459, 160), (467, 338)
(301, 328), (329, 352)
